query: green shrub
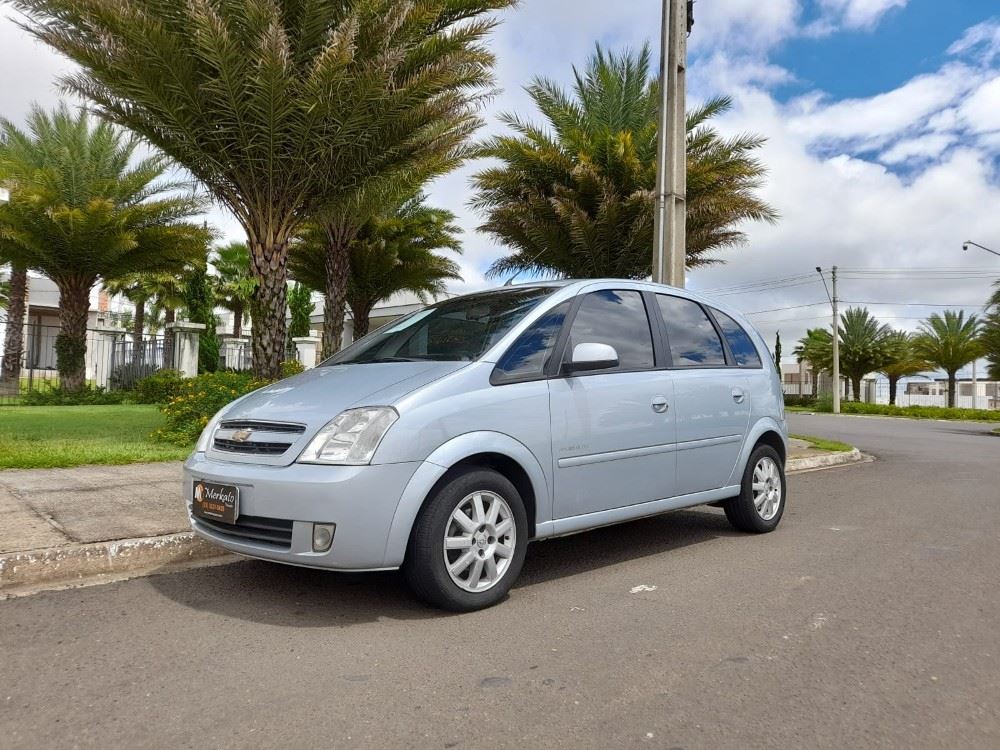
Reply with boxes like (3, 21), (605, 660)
(784, 395), (817, 408)
(281, 359), (305, 377)
(837, 401), (1000, 421)
(134, 369), (184, 404)
(807, 398), (1000, 422)
(155, 371), (270, 446)
(21, 385), (128, 406)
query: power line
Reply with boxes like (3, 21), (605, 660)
(841, 300), (988, 308)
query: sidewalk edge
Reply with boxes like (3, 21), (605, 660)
(787, 448), (867, 473)
(0, 532), (233, 598)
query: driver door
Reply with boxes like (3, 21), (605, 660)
(549, 290), (677, 520)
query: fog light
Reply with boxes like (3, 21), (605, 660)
(312, 523), (335, 553)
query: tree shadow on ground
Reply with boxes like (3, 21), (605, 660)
(148, 506), (739, 628)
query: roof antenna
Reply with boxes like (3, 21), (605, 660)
(503, 249), (549, 286)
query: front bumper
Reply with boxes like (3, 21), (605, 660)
(184, 453), (422, 570)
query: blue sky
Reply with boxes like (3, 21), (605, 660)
(1, 0), (999, 360)
(771, 1), (989, 100)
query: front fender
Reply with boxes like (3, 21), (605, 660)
(726, 417), (789, 486)
(381, 431), (552, 567)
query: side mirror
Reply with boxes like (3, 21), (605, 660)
(564, 342), (619, 374)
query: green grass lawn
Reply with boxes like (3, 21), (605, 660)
(0, 405), (191, 469)
(790, 433), (854, 453)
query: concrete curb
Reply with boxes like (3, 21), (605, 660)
(0, 532), (233, 599)
(787, 448), (866, 473)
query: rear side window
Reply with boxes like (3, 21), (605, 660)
(712, 309), (763, 368)
(655, 294), (727, 367)
(563, 290), (655, 371)
(494, 302), (571, 382)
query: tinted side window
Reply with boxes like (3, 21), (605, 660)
(712, 309), (762, 368)
(563, 290), (655, 371)
(656, 295), (727, 367)
(494, 302), (571, 382)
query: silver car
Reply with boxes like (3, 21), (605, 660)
(186, 280), (787, 611)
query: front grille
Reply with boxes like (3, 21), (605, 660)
(196, 513), (294, 548)
(212, 420), (306, 457)
(213, 438), (292, 456)
(219, 420), (306, 435)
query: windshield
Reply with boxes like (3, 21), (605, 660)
(326, 287), (558, 365)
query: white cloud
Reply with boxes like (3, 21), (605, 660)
(784, 64), (984, 147)
(957, 75), (1000, 134)
(879, 133), (955, 164)
(817, 0), (909, 30)
(948, 18), (1000, 65)
(688, 0), (800, 53)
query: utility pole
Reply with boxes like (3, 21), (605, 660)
(653, 0), (689, 288)
(831, 266), (841, 414)
(817, 266), (841, 414)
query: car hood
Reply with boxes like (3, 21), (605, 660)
(207, 361), (467, 466)
(223, 361), (467, 428)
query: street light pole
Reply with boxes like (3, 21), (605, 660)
(963, 240), (1000, 258)
(652, 0), (689, 288)
(817, 266), (841, 414)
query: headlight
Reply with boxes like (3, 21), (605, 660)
(194, 409), (226, 453)
(297, 407), (399, 465)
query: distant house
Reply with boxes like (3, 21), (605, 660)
(0, 271), (131, 387)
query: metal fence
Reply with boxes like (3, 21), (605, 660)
(108, 336), (166, 390)
(0, 322), (165, 403)
(218, 336), (301, 372)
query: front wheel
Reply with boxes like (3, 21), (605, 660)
(404, 468), (528, 612)
(723, 445), (786, 533)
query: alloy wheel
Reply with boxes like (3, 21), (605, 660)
(442, 491), (516, 593)
(752, 457), (783, 521)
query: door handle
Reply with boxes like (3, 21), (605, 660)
(651, 396), (669, 413)
(732, 388), (746, 404)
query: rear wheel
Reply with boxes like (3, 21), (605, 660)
(404, 468), (528, 612)
(723, 444), (786, 533)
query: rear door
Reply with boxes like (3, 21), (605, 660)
(653, 294), (752, 496)
(549, 289), (677, 519)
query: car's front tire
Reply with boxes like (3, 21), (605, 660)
(723, 444), (786, 533)
(404, 467), (528, 612)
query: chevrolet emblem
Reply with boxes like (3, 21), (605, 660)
(231, 429), (253, 443)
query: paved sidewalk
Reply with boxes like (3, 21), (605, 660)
(0, 439), (864, 597)
(0, 462), (187, 554)
(0, 462), (226, 596)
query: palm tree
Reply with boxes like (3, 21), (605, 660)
(879, 331), (930, 406)
(984, 282), (1000, 380)
(836, 307), (892, 402)
(471, 45), (777, 281)
(0, 262), (27, 390)
(292, 195), (463, 340)
(0, 105), (207, 390)
(145, 270), (194, 369)
(210, 242), (256, 339)
(15, 0), (514, 377)
(103, 274), (152, 366)
(794, 328), (833, 397)
(913, 310), (983, 408)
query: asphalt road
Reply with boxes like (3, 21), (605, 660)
(2, 414), (998, 749)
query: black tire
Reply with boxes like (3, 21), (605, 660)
(723, 444), (786, 533)
(403, 467), (529, 612)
